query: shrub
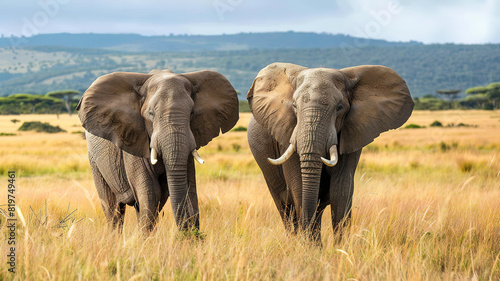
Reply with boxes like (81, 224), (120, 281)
(405, 124), (424, 129)
(0, 132), (16, 136)
(18, 121), (66, 133)
(409, 160), (420, 169)
(232, 126), (247, 132)
(440, 141), (450, 152)
(430, 120), (443, 127)
(457, 159), (474, 173)
(455, 123), (478, 128)
(232, 143), (242, 152)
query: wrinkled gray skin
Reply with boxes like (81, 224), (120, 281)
(77, 69), (239, 232)
(247, 63), (413, 242)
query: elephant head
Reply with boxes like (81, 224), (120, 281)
(247, 62), (413, 230)
(77, 69), (239, 229)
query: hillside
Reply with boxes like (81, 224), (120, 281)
(0, 33), (498, 98)
(1, 32), (421, 52)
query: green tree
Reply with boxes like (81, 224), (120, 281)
(413, 95), (448, 110)
(10, 94), (46, 114)
(465, 86), (489, 95)
(436, 89), (461, 109)
(464, 83), (500, 110)
(487, 82), (500, 109)
(2, 93), (62, 114)
(460, 94), (489, 109)
(45, 90), (81, 115)
(0, 96), (19, 114)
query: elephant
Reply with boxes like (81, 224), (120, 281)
(77, 69), (239, 232)
(247, 62), (413, 242)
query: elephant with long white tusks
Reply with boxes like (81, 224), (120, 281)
(247, 62), (414, 243)
(77, 69), (239, 233)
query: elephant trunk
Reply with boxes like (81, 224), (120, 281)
(297, 108), (330, 233)
(300, 153), (323, 231)
(159, 125), (199, 230)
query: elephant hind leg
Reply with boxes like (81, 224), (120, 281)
(112, 203), (126, 231)
(92, 166), (127, 231)
(100, 199), (126, 231)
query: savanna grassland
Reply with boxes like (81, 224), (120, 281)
(0, 111), (499, 280)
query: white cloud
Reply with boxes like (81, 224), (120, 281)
(0, 0), (498, 43)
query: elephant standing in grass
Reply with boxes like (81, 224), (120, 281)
(247, 63), (413, 242)
(77, 69), (239, 232)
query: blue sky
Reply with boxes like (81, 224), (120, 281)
(1, 0), (499, 44)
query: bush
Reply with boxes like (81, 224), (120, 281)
(456, 123), (477, 128)
(232, 143), (242, 152)
(457, 159), (474, 173)
(430, 121), (443, 127)
(405, 124), (424, 129)
(440, 141), (450, 152)
(0, 132), (16, 136)
(18, 121), (66, 133)
(232, 126), (247, 132)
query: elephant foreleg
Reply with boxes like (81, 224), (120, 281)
(248, 117), (297, 232)
(158, 172), (169, 217)
(329, 150), (362, 237)
(185, 154), (200, 230)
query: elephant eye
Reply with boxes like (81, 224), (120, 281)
(292, 101), (297, 108)
(336, 103), (344, 111)
(149, 110), (154, 117)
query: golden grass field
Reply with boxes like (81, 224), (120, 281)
(0, 111), (499, 280)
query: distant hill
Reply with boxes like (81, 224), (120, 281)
(0, 32), (498, 100)
(0, 32), (421, 52)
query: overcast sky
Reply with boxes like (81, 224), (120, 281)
(1, 0), (498, 44)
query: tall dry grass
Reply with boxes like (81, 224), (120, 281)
(0, 111), (499, 280)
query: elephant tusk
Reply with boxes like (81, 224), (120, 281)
(192, 149), (205, 164)
(321, 145), (338, 167)
(151, 148), (158, 165)
(268, 143), (295, 165)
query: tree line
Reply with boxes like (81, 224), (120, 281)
(0, 83), (498, 115)
(0, 90), (80, 115)
(1, 43), (499, 98)
(414, 82), (500, 110)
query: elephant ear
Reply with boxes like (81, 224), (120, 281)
(181, 70), (239, 148)
(77, 72), (152, 157)
(339, 65), (414, 154)
(247, 63), (307, 145)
